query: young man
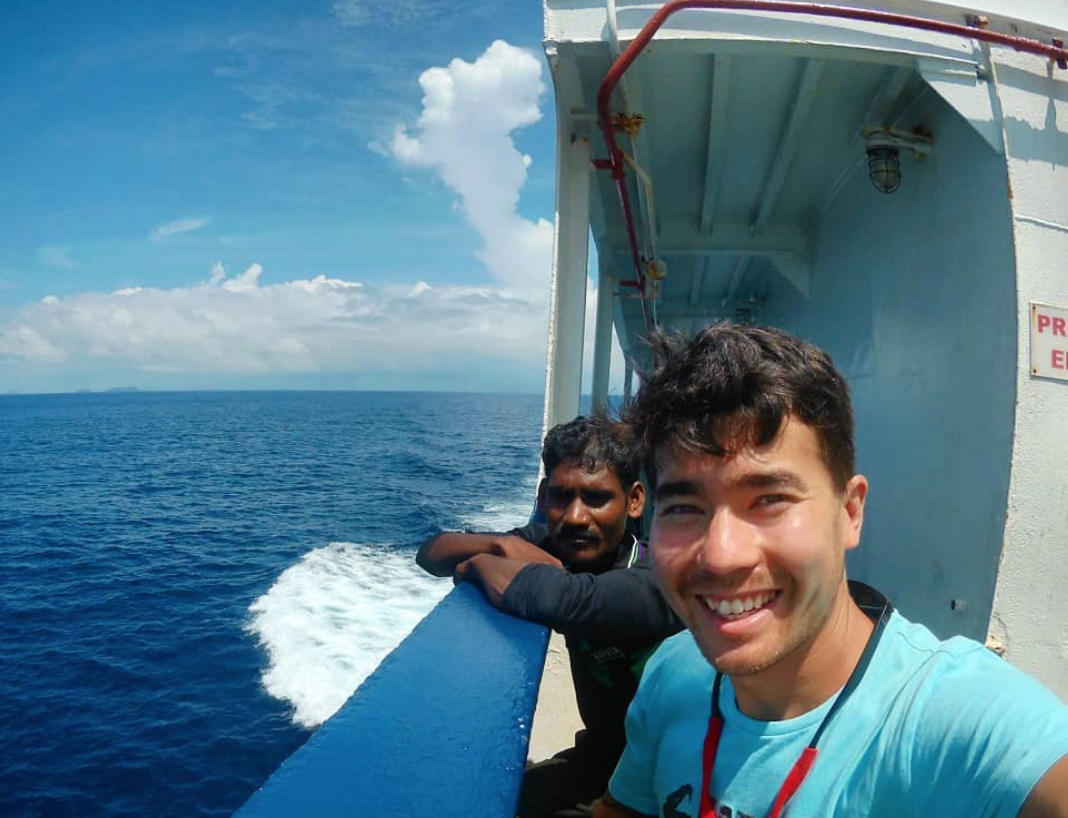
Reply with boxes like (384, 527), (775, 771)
(597, 323), (1068, 818)
(417, 416), (683, 818)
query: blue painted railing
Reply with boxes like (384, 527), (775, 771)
(236, 582), (549, 817)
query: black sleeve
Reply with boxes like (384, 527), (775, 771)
(499, 563), (682, 646)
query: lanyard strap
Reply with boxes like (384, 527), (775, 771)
(698, 584), (892, 818)
(698, 675), (724, 818)
(699, 709), (817, 818)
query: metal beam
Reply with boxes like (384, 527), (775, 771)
(723, 255), (751, 305)
(689, 256), (707, 306)
(657, 306), (733, 321)
(555, 34), (977, 75)
(658, 222), (811, 257)
(590, 262), (616, 415)
(717, 59), (821, 305)
(861, 65), (914, 130)
(752, 58), (825, 230)
(722, 252), (811, 303)
(542, 130), (591, 436)
(700, 54), (731, 233)
(769, 254), (811, 298)
(547, 43), (588, 128)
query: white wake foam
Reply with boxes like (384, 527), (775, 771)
(248, 483), (538, 729)
(460, 473), (540, 533)
(246, 542), (450, 728)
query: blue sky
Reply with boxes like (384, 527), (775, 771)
(0, 0), (611, 394)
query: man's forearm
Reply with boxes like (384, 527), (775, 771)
(416, 532), (499, 576)
(416, 531), (561, 577)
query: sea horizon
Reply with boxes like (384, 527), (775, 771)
(1, 386), (548, 398)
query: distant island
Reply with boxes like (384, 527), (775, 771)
(105, 386), (140, 393)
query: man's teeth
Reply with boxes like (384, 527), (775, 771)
(703, 592), (776, 617)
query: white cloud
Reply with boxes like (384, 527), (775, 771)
(0, 42), (569, 393)
(0, 324), (66, 364)
(389, 41), (553, 293)
(0, 263), (548, 380)
(37, 246), (76, 269)
(222, 262), (263, 292)
(150, 217), (211, 241)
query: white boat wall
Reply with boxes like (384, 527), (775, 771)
(543, 0), (1068, 698)
(239, 3), (1068, 815)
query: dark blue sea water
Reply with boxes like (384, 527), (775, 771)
(0, 391), (543, 817)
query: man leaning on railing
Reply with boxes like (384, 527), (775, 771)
(417, 415), (683, 818)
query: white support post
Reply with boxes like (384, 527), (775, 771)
(542, 129), (591, 437)
(590, 261), (615, 415)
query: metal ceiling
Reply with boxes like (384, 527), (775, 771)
(547, 1), (1066, 361)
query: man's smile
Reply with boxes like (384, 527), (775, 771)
(698, 590), (780, 619)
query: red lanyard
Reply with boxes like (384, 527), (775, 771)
(698, 585), (892, 818)
(698, 684), (818, 818)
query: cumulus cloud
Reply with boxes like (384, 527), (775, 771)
(0, 324), (66, 364)
(150, 217), (211, 241)
(0, 263), (548, 380)
(389, 41), (553, 293)
(0, 43), (578, 392)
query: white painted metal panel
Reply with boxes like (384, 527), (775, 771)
(991, 48), (1068, 699)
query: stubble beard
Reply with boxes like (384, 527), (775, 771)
(689, 563), (846, 679)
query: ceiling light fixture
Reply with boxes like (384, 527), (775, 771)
(861, 128), (934, 194)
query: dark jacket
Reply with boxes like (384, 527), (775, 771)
(500, 535), (683, 765)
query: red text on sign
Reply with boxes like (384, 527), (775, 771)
(1036, 313), (1068, 336)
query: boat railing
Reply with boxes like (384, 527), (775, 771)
(235, 582), (548, 817)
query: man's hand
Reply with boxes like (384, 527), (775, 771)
(416, 531), (561, 577)
(454, 554), (530, 607)
(486, 535), (563, 568)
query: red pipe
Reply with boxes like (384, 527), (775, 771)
(595, 0), (1068, 326)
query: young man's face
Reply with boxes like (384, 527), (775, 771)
(544, 461), (646, 572)
(650, 418), (866, 677)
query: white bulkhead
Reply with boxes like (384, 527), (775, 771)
(542, 0), (1068, 696)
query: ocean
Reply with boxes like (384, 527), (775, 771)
(0, 390), (543, 817)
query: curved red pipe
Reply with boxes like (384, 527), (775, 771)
(595, 0), (1068, 326)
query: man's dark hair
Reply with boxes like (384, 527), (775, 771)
(542, 414), (641, 488)
(622, 322), (855, 491)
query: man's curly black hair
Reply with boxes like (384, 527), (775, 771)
(621, 322), (856, 491)
(541, 414), (641, 488)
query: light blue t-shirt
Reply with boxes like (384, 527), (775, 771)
(609, 611), (1068, 818)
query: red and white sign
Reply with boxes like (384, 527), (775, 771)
(1031, 302), (1068, 381)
